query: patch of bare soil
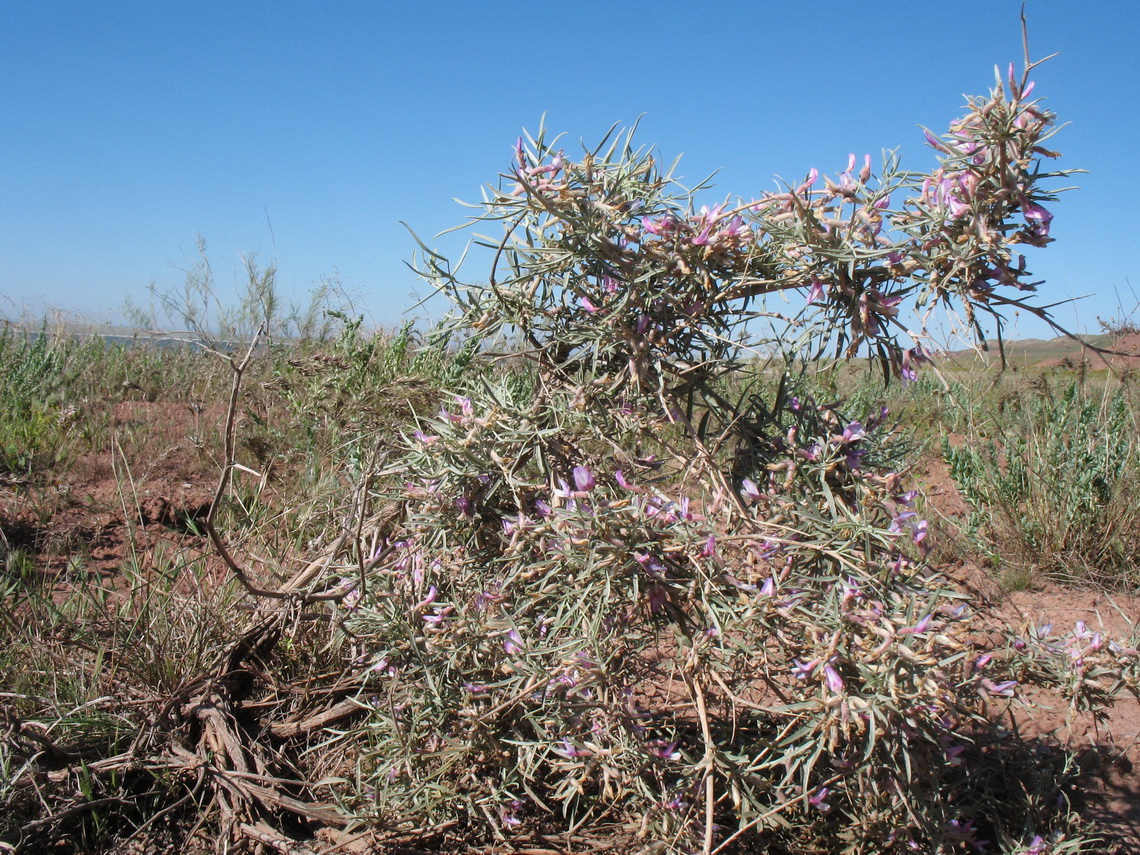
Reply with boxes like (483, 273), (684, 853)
(919, 455), (1140, 851)
(0, 400), (220, 583)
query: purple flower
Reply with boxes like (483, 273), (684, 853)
(504, 628), (524, 655)
(614, 469), (643, 493)
(413, 430), (438, 446)
(823, 663), (845, 693)
(980, 678), (1017, 697)
(646, 585), (668, 614)
(556, 738), (589, 758)
(740, 478), (762, 504)
(840, 421), (865, 443)
(580, 295), (600, 313)
(807, 276), (825, 304)
(944, 818), (978, 843)
(792, 658), (819, 680)
(646, 740), (680, 761)
(498, 801), (523, 828)
(572, 465), (595, 492)
(1023, 201), (1053, 237)
(923, 128), (952, 154)
(898, 613), (932, 635)
(808, 787), (832, 812)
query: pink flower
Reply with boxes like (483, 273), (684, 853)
(740, 478), (762, 504)
(573, 465), (595, 492)
(412, 585), (438, 610)
(980, 678), (1017, 697)
(614, 470), (644, 493)
(580, 295), (600, 313)
(807, 276), (825, 304)
(898, 613), (932, 635)
(504, 628), (524, 655)
(699, 534), (717, 558)
(646, 740), (680, 761)
(823, 663), (844, 693)
(1022, 201), (1053, 237)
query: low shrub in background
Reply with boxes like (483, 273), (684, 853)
(945, 379), (1140, 589)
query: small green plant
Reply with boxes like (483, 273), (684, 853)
(944, 379), (1140, 588)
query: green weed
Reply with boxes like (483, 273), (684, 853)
(944, 378), (1140, 589)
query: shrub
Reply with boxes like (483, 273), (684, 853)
(337, 63), (1126, 853)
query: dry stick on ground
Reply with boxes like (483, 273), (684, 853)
(202, 324), (293, 601)
(168, 325), (380, 849)
(683, 672), (716, 855)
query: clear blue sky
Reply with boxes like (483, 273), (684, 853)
(2, 0), (1136, 340)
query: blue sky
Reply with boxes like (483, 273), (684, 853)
(1, 1), (1136, 340)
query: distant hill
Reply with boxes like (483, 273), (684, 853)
(944, 333), (1139, 369)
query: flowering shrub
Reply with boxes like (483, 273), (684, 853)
(347, 64), (1114, 852)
